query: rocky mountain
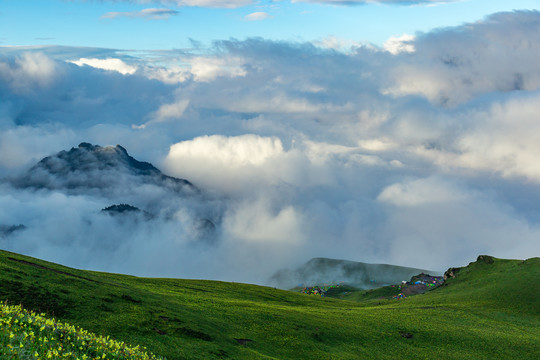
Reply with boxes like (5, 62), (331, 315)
(269, 257), (437, 290)
(12, 142), (196, 195)
(7, 143), (218, 241)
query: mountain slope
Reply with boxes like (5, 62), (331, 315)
(269, 257), (436, 289)
(1, 250), (539, 360)
(412, 255), (540, 315)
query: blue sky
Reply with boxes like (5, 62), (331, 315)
(1, 0), (539, 50)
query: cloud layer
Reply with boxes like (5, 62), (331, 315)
(101, 8), (179, 20)
(1, 10), (539, 285)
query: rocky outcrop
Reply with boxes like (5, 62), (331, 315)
(443, 267), (461, 281)
(476, 255), (495, 264)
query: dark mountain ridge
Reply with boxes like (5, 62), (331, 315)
(12, 142), (196, 194)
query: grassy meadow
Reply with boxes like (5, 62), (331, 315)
(0, 249), (539, 359)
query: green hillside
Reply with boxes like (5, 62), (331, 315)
(1, 250), (539, 359)
(269, 257), (434, 289)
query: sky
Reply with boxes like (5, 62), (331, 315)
(1, 0), (540, 286)
(2, 0), (540, 49)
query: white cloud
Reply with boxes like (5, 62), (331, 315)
(379, 181), (540, 270)
(245, 12), (273, 21)
(142, 65), (191, 84)
(189, 56), (247, 81)
(155, 99), (190, 120)
(69, 58), (137, 75)
(383, 34), (416, 55)
(384, 11), (540, 105)
(0, 52), (57, 93)
(138, 54), (247, 84)
(167, 134), (284, 167)
(101, 8), (179, 20)
(134, 99), (190, 129)
(224, 198), (305, 244)
(417, 91), (540, 182)
(0, 126), (76, 173)
(357, 138), (396, 151)
(223, 95), (326, 114)
(377, 177), (468, 207)
(164, 135), (287, 194)
(313, 36), (362, 53)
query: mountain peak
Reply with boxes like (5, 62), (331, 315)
(78, 142), (96, 150)
(115, 144), (128, 154)
(13, 142), (195, 194)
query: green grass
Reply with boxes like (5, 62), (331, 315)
(1, 250), (539, 359)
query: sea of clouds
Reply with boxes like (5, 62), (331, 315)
(1, 10), (540, 286)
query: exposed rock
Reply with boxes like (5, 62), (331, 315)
(444, 267), (461, 280)
(477, 255), (494, 264)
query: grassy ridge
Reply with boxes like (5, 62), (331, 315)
(1, 250), (539, 359)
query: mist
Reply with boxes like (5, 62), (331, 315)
(1, 10), (540, 286)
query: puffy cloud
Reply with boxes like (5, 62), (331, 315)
(69, 58), (138, 75)
(141, 65), (191, 84)
(384, 11), (540, 105)
(188, 56), (247, 81)
(224, 198), (305, 245)
(101, 8), (179, 20)
(416, 90), (540, 182)
(383, 34), (415, 55)
(0, 52), (57, 93)
(377, 177), (468, 207)
(168, 134), (284, 166)
(164, 135), (288, 193)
